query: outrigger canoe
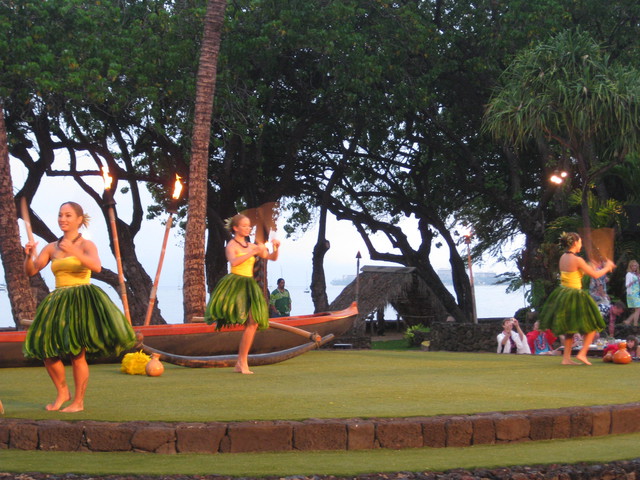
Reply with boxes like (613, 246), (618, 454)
(0, 302), (358, 368)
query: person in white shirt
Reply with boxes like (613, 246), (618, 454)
(497, 317), (531, 354)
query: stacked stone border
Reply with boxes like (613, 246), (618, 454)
(1, 402), (639, 455)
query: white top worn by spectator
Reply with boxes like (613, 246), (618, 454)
(497, 317), (531, 354)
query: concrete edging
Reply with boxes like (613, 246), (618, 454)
(1, 402), (639, 454)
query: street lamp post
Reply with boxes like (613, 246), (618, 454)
(463, 232), (477, 324)
(355, 251), (362, 306)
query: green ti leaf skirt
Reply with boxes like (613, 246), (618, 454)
(205, 274), (269, 330)
(538, 285), (606, 336)
(23, 284), (136, 360)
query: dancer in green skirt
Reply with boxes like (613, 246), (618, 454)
(23, 202), (136, 412)
(538, 232), (615, 365)
(205, 214), (280, 374)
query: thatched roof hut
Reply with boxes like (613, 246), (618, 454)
(328, 266), (449, 334)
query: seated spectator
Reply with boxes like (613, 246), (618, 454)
(626, 336), (640, 359)
(497, 317), (531, 354)
(600, 301), (626, 337)
(526, 321), (559, 355)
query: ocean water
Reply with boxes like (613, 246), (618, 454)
(0, 283), (527, 327)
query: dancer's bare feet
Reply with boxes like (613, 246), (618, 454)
(45, 389), (71, 411)
(561, 359), (579, 365)
(234, 363), (254, 374)
(61, 402), (84, 413)
(576, 354), (592, 366)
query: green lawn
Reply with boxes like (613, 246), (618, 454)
(2, 350), (639, 422)
(2, 349), (640, 477)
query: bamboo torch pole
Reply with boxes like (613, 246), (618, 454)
(144, 175), (183, 326)
(102, 167), (131, 325)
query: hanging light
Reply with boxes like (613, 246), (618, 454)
(550, 170), (568, 185)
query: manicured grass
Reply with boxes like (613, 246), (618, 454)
(1, 350), (639, 423)
(371, 338), (409, 349)
(1, 433), (640, 477)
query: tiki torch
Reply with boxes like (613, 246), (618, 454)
(102, 167), (131, 324)
(143, 174), (183, 326)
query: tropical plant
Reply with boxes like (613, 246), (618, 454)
(404, 324), (431, 348)
(484, 29), (640, 241)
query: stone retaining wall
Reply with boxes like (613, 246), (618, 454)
(428, 320), (506, 352)
(1, 402), (639, 454)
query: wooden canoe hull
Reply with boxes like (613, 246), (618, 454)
(0, 303), (358, 368)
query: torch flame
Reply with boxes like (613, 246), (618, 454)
(172, 174), (183, 200)
(102, 166), (113, 191)
(461, 227), (473, 245)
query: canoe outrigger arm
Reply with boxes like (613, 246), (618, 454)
(267, 321), (322, 343)
(139, 333), (335, 368)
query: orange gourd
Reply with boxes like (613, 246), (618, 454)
(145, 353), (165, 376)
(613, 342), (632, 364)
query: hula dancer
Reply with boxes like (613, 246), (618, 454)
(205, 214), (280, 374)
(23, 202), (136, 412)
(538, 232), (615, 365)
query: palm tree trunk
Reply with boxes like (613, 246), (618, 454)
(0, 103), (37, 327)
(183, 0), (227, 322)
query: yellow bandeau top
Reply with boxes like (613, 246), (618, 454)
(51, 256), (91, 288)
(230, 254), (255, 277)
(560, 270), (583, 289)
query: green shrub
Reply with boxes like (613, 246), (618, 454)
(404, 324), (431, 347)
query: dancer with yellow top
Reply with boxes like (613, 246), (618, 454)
(23, 202), (136, 412)
(205, 214), (280, 374)
(539, 232), (615, 365)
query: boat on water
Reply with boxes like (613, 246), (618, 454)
(0, 302), (358, 368)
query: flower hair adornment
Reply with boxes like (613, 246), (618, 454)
(224, 213), (248, 234)
(224, 216), (234, 233)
